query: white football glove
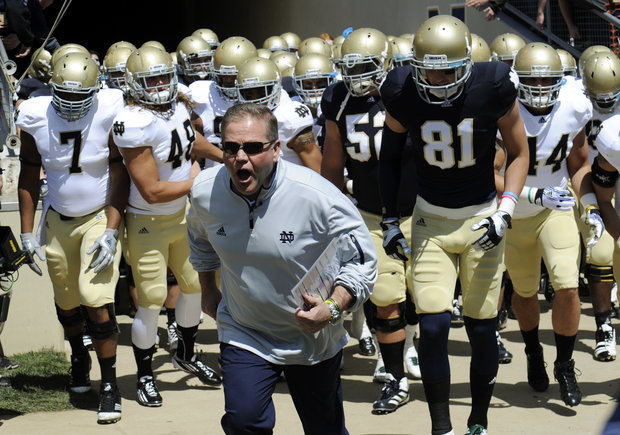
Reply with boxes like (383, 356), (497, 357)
(380, 218), (411, 261)
(86, 228), (119, 273)
(533, 178), (576, 211)
(20, 232), (44, 275)
(471, 210), (511, 252)
(585, 207), (604, 248)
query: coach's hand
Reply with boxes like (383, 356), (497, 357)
(86, 228), (118, 273)
(471, 210), (511, 252)
(380, 218), (411, 261)
(295, 293), (331, 334)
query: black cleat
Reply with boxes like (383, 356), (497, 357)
(358, 336), (376, 356)
(136, 375), (162, 407)
(98, 382), (121, 424)
(451, 299), (464, 327)
(526, 346), (549, 392)
(69, 352), (92, 393)
(554, 359), (582, 407)
(172, 353), (222, 387)
(496, 331), (512, 364)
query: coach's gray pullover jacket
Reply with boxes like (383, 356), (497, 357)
(187, 158), (377, 365)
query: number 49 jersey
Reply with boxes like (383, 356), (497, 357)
(16, 88), (125, 217)
(113, 102), (196, 215)
(381, 62), (517, 209)
(511, 83), (592, 218)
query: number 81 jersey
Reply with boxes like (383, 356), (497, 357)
(113, 101), (196, 215)
(16, 88), (125, 217)
(381, 62), (518, 209)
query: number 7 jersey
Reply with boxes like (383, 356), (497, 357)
(16, 88), (125, 217)
(381, 62), (518, 209)
(113, 102), (196, 215)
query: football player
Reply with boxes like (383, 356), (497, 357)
(379, 15), (529, 434)
(175, 35), (213, 86)
(190, 36), (257, 170)
(16, 47), (52, 103)
(498, 42), (601, 407)
(17, 52), (126, 424)
(236, 56), (322, 172)
(489, 32), (525, 67)
(580, 52), (620, 362)
(112, 46), (222, 407)
(102, 45), (133, 93)
(321, 27), (420, 416)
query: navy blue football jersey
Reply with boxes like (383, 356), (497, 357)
(322, 81), (416, 216)
(380, 62), (517, 209)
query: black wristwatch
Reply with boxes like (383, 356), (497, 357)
(325, 298), (342, 325)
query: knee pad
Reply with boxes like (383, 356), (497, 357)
(373, 301), (407, 333)
(586, 264), (614, 283)
(55, 304), (84, 328)
(82, 303), (120, 340)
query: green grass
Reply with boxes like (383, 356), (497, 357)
(0, 349), (97, 415)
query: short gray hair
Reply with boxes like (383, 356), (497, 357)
(221, 103), (278, 142)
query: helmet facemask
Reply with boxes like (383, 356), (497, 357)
(127, 64), (178, 105)
(51, 81), (98, 121)
(214, 65), (239, 101)
(182, 51), (213, 80)
(412, 53), (472, 104)
(294, 72), (336, 107)
(340, 53), (387, 96)
(516, 67), (563, 109)
(237, 78), (281, 110)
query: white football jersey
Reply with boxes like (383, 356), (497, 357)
(592, 113), (620, 216)
(113, 102), (195, 215)
(273, 97), (314, 166)
(16, 88), (125, 216)
(514, 83), (593, 218)
(189, 80), (231, 169)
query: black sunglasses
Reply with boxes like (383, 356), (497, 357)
(222, 140), (276, 155)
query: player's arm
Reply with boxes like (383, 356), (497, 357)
(320, 119), (347, 190)
(119, 146), (194, 204)
(287, 126), (322, 173)
(379, 110), (408, 218)
(17, 130), (42, 233)
(107, 132), (129, 231)
(592, 154), (620, 240)
(568, 127), (605, 245)
(496, 100), (529, 205)
(493, 140), (507, 195)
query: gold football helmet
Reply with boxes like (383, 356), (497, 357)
(513, 42), (563, 109)
(399, 33), (414, 43)
(390, 37), (414, 67)
(257, 48), (272, 59)
(236, 57), (282, 110)
(192, 28), (220, 49)
(28, 47), (52, 81)
(470, 33), (491, 63)
(412, 15), (472, 104)
(125, 47), (178, 105)
(51, 43), (89, 67)
(293, 53), (337, 107)
(176, 35), (213, 80)
(490, 32), (526, 64)
(270, 51), (298, 77)
(213, 36), (258, 101)
(340, 27), (392, 96)
(103, 46), (133, 91)
(50, 53), (100, 121)
(141, 41), (166, 51)
(556, 49), (577, 76)
(106, 40), (136, 56)
(578, 45), (613, 78)
(582, 52), (620, 113)
(298, 37), (332, 58)
(263, 35), (288, 52)
(280, 32), (301, 53)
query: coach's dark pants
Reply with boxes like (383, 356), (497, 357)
(220, 343), (348, 435)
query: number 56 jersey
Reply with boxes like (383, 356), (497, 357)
(16, 88), (125, 217)
(381, 62), (518, 209)
(113, 102), (196, 215)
